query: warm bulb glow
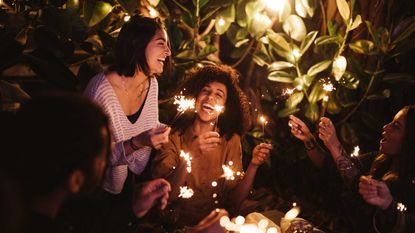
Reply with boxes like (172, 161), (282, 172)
(333, 56), (347, 71)
(178, 186), (194, 198)
(220, 216), (230, 227)
(266, 227), (279, 233)
(258, 219), (269, 229)
(211, 181), (218, 187)
(240, 224), (260, 233)
(397, 202), (407, 212)
(284, 206), (300, 220)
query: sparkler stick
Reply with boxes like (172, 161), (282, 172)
(320, 82), (335, 118)
(213, 104), (224, 132)
(179, 150), (192, 173)
(170, 94), (195, 126)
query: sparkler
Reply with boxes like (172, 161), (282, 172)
(178, 186), (194, 199)
(171, 94), (195, 126)
(320, 81), (336, 118)
(221, 165), (236, 180)
(350, 146), (364, 169)
(179, 150), (192, 173)
(397, 202), (407, 212)
(259, 115), (268, 137)
(212, 104), (224, 131)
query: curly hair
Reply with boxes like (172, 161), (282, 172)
(173, 64), (251, 140)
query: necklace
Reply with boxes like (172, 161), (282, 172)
(120, 77), (149, 99)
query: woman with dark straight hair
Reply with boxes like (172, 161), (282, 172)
(84, 15), (172, 195)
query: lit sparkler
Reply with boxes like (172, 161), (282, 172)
(320, 80), (336, 118)
(221, 165), (236, 180)
(397, 202), (407, 212)
(179, 150), (192, 173)
(259, 115), (268, 137)
(171, 94), (195, 126)
(213, 104), (224, 131)
(178, 186), (194, 199)
(351, 146), (360, 157)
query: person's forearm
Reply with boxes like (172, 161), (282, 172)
(328, 142), (360, 183)
(304, 138), (325, 168)
(228, 163), (258, 210)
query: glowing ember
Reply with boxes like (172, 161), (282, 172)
(282, 88), (295, 96)
(221, 165), (236, 180)
(178, 186), (194, 198)
(179, 150), (192, 173)
(214, 105), (224, 114)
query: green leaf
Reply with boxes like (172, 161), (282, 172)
(0, 80), (30, 102)
(307, 60), (332, 76)
(283, 14), (307, 42)
(300, 31), (318, 54)
(349, 40), (376, 55)
(350, 15), (362, 31)
(197, 45), (217, 58)
(336, 0), (350, 22)
(305, 103), (319, 122)
(308, 83), (325, 103)
(182, 11), (195, 28)
(149, 0), (160, 6)
(268, 31), (292, 58)
(278, 107), (300, 118)
(175, 49), (195, 59)
(302, 74), (314, 86)
(252, 54), (268, 67)
(215, 16), (232, 35)
(268, 61), (294, 71)
(268, 71), (294, 83)
(382, 73), (415, 84)
(84, 1), (113, 27)
(245, 1), (263, 20)
(286, 92), (304, 108)
(117, 0), (139, 14)
(392, 17), (415, 45)
(236, 0), (248, 27)
(314, 35), (341, 46)
(339, 71), (359, 89)
(221, 4), (235, 20)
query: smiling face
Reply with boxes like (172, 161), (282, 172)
(380, 108), (408, 156)
(145, 29), (171, 75)
(195, 81), (227, 123)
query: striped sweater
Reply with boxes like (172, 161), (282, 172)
(84, 72), (160, 194)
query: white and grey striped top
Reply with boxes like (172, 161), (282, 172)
(84, 72), (161, 194)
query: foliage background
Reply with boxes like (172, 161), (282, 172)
(1, 0), (415, 231)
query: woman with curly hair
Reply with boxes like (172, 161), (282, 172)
(152, 64), (272, 227)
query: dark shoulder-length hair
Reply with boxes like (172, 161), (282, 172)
(108, 15), (169, 77)
(370, 105), (415, 181)
(173, 64), (251, 140)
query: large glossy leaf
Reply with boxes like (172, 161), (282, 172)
(332, 56), (347, 81)
(283, 15), (306, 42)
(149, 0), (161, 6)
(268, 31), (292, 59)
(268, 71), (294, 83)
(0, 80), (30, 102)
(117, 0), (138, 14)
(305, 103), (319, 122)
(308, 83), (325, 103)
(286, 92), (304, 108)
(84, 1), (113, 27)
(197, 45), (217, 58)
(268, 61), (294, 71)
(295, 0), (314, 18)
(236, 0), (248, 27)
(247, 12), (272, 38)
(350, 15), (362, 31)
(215, 16), (232, 35)
(307, 60), (332, 76)
(392, 16), (415, 45)
(336, 0), (350, 22)
(314, 35), (341, 46)
(278, 107), (300, 118)
(349, 40), (376, 55)
(300, 31), (318, 54)
(339, 71), (359, 89)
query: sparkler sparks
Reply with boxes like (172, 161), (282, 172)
(351, 146), (360, 157)
(178, 186), (194, 198)
(179, 150), (192, 173)
(221, 165), (236, 180)
(174, 95), (195, 113)
(259, 115), (268, 137)
(397, 202), (407, 212)
(322, 82), (335, 92)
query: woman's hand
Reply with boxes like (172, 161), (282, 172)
(318, 117), (340, 150)
(133, 126), (171, 150)
(251, 143), (273, 167)
(359, 176), (393, 210)
(288, 115), (314, 142)
(132, 178), (171, 218)
(195, 131), (221, 155)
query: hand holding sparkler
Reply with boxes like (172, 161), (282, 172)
(359, 176), (393, 210)
(130, 126), (171, 150)
(318, 117), (340, 151)
(251, 143), (273, 167)
(288, 115), (314, 142)
(259, 115), (268, 138)
(178, 186), (194, 199)
(211, 105), (224, 132)
(195, 131), (221, 155)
